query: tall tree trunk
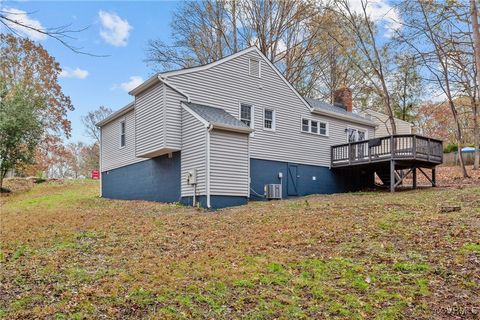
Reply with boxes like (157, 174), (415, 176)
(470, 0), (480, 170)
(450, 100), (469, 177)
(232, 0), (237, 53)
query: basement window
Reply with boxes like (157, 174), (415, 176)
(120, 120), (126, 148)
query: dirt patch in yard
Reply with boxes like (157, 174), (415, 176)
(0, 180), (479, 319)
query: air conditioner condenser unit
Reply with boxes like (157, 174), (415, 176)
(265, 184), (282, 200)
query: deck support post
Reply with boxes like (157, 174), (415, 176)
(390, 160), (395, 192)
(412, 166), (417, 189)
(432, 168), (436, 187)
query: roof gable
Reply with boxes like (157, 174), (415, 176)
(182, 102), (253, 134)
(162, 47), (314, 114)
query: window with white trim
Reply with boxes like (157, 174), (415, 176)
(301, 118), (328, 136)
(311, 120), (319, 134)
(249, 59), (261, 78)
(240, 103), (253, 127)
(264, 108), (275, 130)
(301, 118), (310, 132)
(319, 122), (327, 135)
(120, 120), (126, 147)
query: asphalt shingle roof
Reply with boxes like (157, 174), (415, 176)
(184, 102), (251, 130)
(304, 97), (374, 123)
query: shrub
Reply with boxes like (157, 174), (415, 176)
(443, 143), (458, 153)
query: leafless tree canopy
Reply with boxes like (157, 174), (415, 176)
(0, 9), (102, 56)
(82, 106), (113, 144)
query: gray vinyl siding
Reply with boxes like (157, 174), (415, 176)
(134, 83), (164, 156)
(164, 86), (183, 149)
(181, 109), (207, 197)
(210, 130), (249, 196)
(166, 50), (375, 167)
(363, 110), (412, 137)
(100, 110), (146, 172)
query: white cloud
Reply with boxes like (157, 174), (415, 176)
(98, 10), (132, 47)
(1, 7), (47, 41)
(347, 0), (401, 37)
(119, 76), (144, 92)
(60, 67), (89, 79)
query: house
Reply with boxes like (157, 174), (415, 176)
(97, 47), (441, 209)
(362, 109), (413, 137)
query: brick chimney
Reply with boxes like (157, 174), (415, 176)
(333, 87), (352, 112)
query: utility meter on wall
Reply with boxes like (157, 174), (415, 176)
(186, 169), (197, 185)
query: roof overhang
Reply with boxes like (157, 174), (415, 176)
(128, 74), (191, 101)
(181, 102), (253, 134)
(210, 122), (254, 133)
(96, 102), (134, 127)
(311, 108), (376, 127)
(136, 147), (181, 159)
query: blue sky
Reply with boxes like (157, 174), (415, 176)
(1, 1), (179, 143)
(1, 0), (403, 143)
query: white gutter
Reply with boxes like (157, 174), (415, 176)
(206, 124), (214, 209)
(96, 102), (134, 127)
(99, 129), (103, 197)
(210, 122), (254, 134)
(311, 108), (375, 127)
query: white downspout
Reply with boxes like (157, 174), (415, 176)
(99, 128), (103, 197)
(206, 124), (213, 209)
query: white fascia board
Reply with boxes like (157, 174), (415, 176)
(96, 102), (134, 127)
(210, 122), (254, 134)
(160, 47), (257, 78)
(312, 108), (376, 127)
(129, 73), (191, 101)
(128, 73), (161, 96)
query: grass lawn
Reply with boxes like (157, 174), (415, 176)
(0, 180), (479, 319)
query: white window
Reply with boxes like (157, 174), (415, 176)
(311, 120), (319, 134)
(120, 120), (126, 148)
(319, 122), (327, 135)
(264, 108), (275, 130)
(240, 103), (253, 127)
(301, 118), (329, 136)
(249, 59), (261, 78)
(302, 118), (310, 132)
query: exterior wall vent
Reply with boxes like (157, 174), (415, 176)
(249, 59), (261, 78)
(265, 184), (282, 200)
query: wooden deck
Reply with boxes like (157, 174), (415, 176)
(331, 135), (443, 192)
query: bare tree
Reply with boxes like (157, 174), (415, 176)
(470, 0), (480, 169)
(0, 9), (99, 56)
(397, 0), (469, 177)
(327, 0), (397, 133)
(82, 106), (113, 144)
(390, 54), (423, 122)
(144, 0), (320, 95)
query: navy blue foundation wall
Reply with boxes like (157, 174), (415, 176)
(102, 154), (373, 208)
(180, 196), (248, 209)
(102, 152), (181, 202)
(250, 158), (374, 199)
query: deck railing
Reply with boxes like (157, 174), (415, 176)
(331, 135), (443, 167)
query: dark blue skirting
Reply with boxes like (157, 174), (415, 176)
(102, 152), (181, 202)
